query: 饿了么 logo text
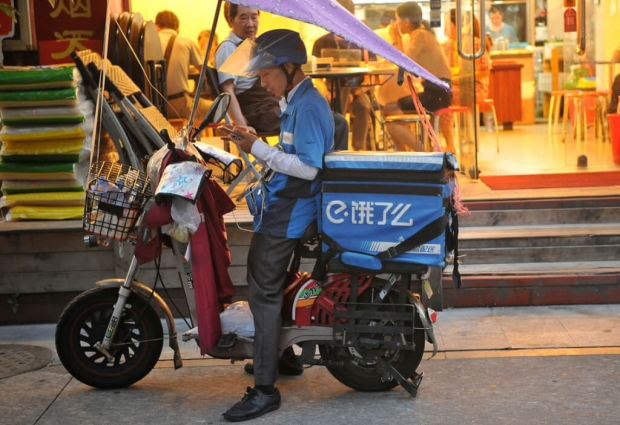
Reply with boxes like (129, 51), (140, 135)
(326, 200), (414, 226)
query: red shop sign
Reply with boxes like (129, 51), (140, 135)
(34, 0), (107, 65)
(564, 8), (577, 33)
(0, 0), (16, 38)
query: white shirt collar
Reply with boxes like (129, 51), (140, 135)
(227, 31), (245, 45)
(279, 77), (311, 112)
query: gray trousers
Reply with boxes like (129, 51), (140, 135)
(247, 232), (299, 386)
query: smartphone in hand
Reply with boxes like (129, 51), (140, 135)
(219, 124), (242, 140)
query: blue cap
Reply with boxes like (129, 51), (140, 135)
(255, 29), (307, 66)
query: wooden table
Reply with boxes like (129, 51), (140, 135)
(307, 67), (369, 114)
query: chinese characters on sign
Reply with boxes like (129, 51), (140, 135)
(35, 0), (107, 65)
(325, 200), (414, 226)
(564, 8), (577, 33)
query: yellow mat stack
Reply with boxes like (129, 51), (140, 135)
(0, 66), (92, 221)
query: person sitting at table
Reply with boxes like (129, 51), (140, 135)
(486, 5), (518, 45)
(374, 10), (396, 44)
(156, 10), (212, 126)
(312, 0), (376, 151)
(198, 29), (218, 67)
(214, 3), (280, 134)
(384, 1), (452, 152)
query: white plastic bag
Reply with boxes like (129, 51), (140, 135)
(220, 301), (255, 337)
(171, 198), (201, 233)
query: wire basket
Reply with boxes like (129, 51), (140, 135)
(83, 161), (152, 241)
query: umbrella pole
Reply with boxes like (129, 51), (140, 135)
(188, 0), (224, 130)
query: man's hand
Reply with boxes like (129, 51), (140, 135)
(222, 125), (258, 154)
(388, 22), (402, 49)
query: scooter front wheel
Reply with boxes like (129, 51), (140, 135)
(55, 286), (163, 389)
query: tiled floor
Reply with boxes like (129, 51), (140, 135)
(474, 122), (619, 175)
(210, 120), (620, 204)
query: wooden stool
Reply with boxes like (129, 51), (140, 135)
(476, 98), (500, 152)
(572, 90), (610, 142)
(551, 90), (610, 143)
(548, 89), (571, 140)
(384, 114), (430, 151)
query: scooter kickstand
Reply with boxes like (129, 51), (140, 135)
(373, 356), (424, 397)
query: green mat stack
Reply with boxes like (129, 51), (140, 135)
(0, 66), (92, 221)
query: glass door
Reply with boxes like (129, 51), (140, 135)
(449, 0), (486, 179)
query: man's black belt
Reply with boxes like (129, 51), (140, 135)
(168, 92), (187, 100)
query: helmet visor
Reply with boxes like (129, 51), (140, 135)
(218, 39), (278, 77)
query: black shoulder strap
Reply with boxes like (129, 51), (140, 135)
(375, 215), (447, 260)
(214, 38), (241, 57)
(313, 212), (462, 287)
(164, 34), (177, 65)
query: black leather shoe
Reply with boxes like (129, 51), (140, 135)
(223, 387), (281, 422)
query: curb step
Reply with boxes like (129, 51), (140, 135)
(445, 261), (620, 275)
(459, 223), (620, 239)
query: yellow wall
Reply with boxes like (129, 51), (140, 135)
(129, 0), (327, 56)
(602, 0), (619, 60)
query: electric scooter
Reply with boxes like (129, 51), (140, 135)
(55, 93), (439, 397)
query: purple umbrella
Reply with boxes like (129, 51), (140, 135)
(221, 0), (448, 90)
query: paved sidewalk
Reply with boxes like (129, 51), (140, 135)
(3, 304), (620, 363)
(2, 304), (620, 425)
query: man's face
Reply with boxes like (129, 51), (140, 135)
(489, 11), (503, 26)
(257, 66), (287, 98)
(229, 6), (260, 40)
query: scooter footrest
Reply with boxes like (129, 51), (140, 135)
(306, 358), (344, 368)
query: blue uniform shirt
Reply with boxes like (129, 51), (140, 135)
(255, 78), (334, 238)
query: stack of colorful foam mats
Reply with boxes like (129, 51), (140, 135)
(0, 66), (93, 221)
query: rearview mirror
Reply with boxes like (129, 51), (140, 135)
(204, 92), (230, 126)
(191, 92), (231, 140)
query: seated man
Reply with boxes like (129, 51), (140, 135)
(155, 10), (212, 126)
(214, 4), (279, 134)
(215, 2), (348, 148)
(384, 2), (452, 151)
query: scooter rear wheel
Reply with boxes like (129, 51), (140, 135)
(319, 279), (425, 392)
(55, 286), (163, 389)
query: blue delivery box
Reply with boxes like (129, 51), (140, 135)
(320, 151), (460, 272)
